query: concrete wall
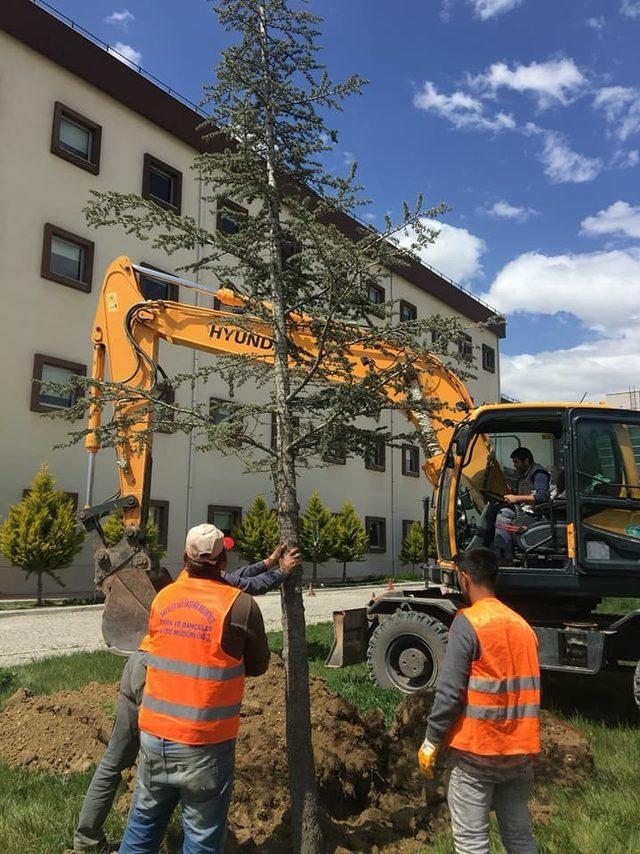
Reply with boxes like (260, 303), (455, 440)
(0, 33), (501, 597)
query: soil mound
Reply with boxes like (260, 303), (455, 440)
(0, 660), (593, 852)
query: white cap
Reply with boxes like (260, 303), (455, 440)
(185, 523), (233, 562)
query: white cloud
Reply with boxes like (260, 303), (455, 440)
(469, 58), (585, 108)
(611, 149), (639, 169)
(581, 201), (640, 239)
(484, 200), (538, 221)
(470, 0), (523, 20)
(399, 218), (486, 283)
(108, 42), (142, 68)
(104, 10), (134, 29)
(539, 132), (602, 183)
(482, 248), (640, 332)
(594, 86), (640, 141)
(585, 16), (605, 30)
(621, 0), (640, 18)
(413, 81), (516, 132)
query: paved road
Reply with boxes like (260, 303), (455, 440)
(0, 582), (416, 666)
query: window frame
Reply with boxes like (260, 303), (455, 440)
(138, 262), (179, 302)
(482, 343), (496, 374)
(401, 443), (420, 478)
(30, 353), (86, 413)
(142, 153), (183, 214)
(216, 198), (248, 235)
(458, 332), (473, 361)
(402, 519), (418, 542)
(399, 299), (417, 323)
(148, 499), (170, 549)
(365, 439), (386, 472)
(207, 504), (243, 537)
(41, 223), (94, 293)
(367, 281), (385, 305)
(366, 516), (387, 552)
(51, 101), (102, 174)
(323, 448), (347, 465)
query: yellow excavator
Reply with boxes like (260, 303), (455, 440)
(80, 257), (640, 709)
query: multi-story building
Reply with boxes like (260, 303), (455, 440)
(0, 0), (504, 596)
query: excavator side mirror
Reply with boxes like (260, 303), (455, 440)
(454, 424), (473, 457)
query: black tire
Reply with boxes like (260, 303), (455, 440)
(634, 661), (640, 714)
(367, 610), (448, 694)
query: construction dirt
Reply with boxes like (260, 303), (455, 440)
(0, 658), (594, 852)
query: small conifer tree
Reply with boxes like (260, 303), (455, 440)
(233, 496), (280, 564)
(334, 501), (368, 583)
(0, 465), (85, 605)
(299, 492), (339, 584)
(400, 521), (424, 572)
(102, 509), (166, 564)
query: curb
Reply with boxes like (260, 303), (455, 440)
(0, 603), (105, 619)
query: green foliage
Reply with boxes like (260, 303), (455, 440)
(399, 521), (424, 570)
(233, 496), (280, 564)
(102, 509), (166, 564)
(0, 465), (85, 605)
(299, 492), (339, 582)
(333, 501), (368, 582)
(0, 668), (16, 692)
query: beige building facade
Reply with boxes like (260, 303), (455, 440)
(0, 1), (504, 597)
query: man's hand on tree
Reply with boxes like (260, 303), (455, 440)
(280, 547), (302, 576)
(265, 544), (286, 568)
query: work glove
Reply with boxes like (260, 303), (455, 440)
(417, 737), (440, 779)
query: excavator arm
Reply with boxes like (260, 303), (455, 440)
(82, 256), (482, 652)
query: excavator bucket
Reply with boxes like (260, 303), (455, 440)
(325, 607), (369, 667)
(100, 564), (170, 654)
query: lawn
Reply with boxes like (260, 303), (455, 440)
(0, 621), (638, 853)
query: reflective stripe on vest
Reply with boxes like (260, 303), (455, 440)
(446, 598), (541, 756)
(138, 573), (246, 746)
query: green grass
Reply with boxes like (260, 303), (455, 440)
(596, 597), (640, 615)
(0, 625), (639, 852)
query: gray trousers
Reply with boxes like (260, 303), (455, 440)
(74, 651), (148, 852)
(447, 761), (537, 854)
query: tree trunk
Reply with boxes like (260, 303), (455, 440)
(36, 571), (43, 607)
(342, 562), (347, 583)
(257, 7), (323, 851)
(312, 560), (318, 585)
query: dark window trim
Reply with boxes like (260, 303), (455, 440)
(23, 488), (79, 512)
(458, 331), (473, 360)
(30, 353), (86, 413)
(399, 299), (417, 322)
(139, 261), (179, 302)
(207, 504), (243, 537)
(402, 519), (418, 541)
(366, 516), (387, 553)
(51, 101), (102, 174)
(149, 498), (169, 548)
(41, 223), (94, 292)
(367, 281), (385, 305)
(216, 197), (248, 233)
(365, 439), (386, 472)
(142, 153), (182, 214)
(482, 343), (496, 374)
(401, 443), (420, 478)
(323, 449), (347, 465)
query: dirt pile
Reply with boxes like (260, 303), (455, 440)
(0, 660), (594, 852)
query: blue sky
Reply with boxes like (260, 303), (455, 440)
(50, 0), (640, 400)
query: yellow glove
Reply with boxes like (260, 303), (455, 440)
(417, 737), (440, 779)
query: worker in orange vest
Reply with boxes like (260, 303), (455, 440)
(118, 524), (282, 853)
(418, 547), (540, 854)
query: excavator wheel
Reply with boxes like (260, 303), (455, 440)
(367, 610), (448, 694)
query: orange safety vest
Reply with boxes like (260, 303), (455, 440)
(138, 571), (246, 746)
(446, 597), (541, 756)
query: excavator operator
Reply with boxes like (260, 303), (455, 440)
(493, 448), (550, 561)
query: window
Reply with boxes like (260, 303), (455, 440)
(366, 516), (387, 552)
(402, 519), (418, 542)
(23, 488), (78, 512)
(138, 263), (179, 302)
(271, 413), (300, 449)
(458, 332), (473, 361)
(216, 198), (248, 235)
(208, 505), (242, 537)
(148, 499), (169, 549)
(367, 282), (385, 305)
(142, 154), (182, 213)
(154, 384), (176, 432)
(210, 397), (233, 425)
(323, 447), (346, 465)
(30, 354), (86, 413)
(41, 224), (94, 292)
(402, 444), (420, 477)
(399, 300), (417, 322)
(482, 343), (496, 373)
(365, 439), (386, 472)
(51, 102), (101, 174)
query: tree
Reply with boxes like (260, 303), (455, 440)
(102, 509), (166, 564)
(233, 495), (280, 563)
(334, 501), (368, 583)
(73, 1), (475, 847)
(299, 491), (338, 584)
(0, 465), (85, 606)
(400, 521), (424, 572)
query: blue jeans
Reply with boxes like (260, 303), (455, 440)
(119, 733), (235, 854)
